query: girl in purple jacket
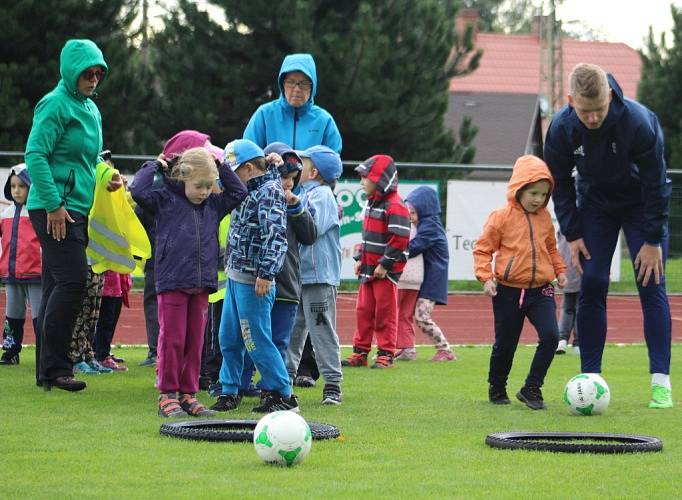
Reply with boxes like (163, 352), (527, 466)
(131, 148), (247, 417)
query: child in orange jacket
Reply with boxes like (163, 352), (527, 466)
(473, 155), (566, 410)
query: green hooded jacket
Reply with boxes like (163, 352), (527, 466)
(25, 39), (108, 216)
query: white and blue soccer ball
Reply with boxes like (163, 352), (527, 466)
(253, 411), (312, 466)
(563, 373), (611, 416)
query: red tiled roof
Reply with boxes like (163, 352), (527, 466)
(450, 32), (641, 100)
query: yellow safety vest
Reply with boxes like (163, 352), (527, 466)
(209, 214), (230, 303)
(86, 162), (151, 275)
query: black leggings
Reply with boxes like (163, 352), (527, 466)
(29, 209), (89, 383)
(488, 283), (559, 388)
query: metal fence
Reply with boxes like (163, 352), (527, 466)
(2, 150), (681, 287)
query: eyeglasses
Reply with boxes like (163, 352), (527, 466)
(81, 69), (105, 81)
(283, 79), (312, 90)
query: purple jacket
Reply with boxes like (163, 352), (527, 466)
(130, 160), (247, 294)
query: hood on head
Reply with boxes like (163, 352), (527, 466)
(278, 53), (318, 108)
(264, 142), (303, 187)
(506, 155), (554, 208)
(60, 39), (108, 95)
(4, 163), (31, 202)
(355, 155), (398, 197)
(162, 130), (211, 159)
(405, 186), (440, 218)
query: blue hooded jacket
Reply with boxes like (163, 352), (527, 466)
(404, 187), (449, 305)
(243, 54), (342, 153)
(544, 74), (671, 245)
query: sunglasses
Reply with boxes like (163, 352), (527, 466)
(81, 69), (105, 81)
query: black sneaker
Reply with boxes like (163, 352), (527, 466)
(322, 384), (342, 405)
(294, 375), (316, 388)
(208, 382), (223, 398)
(252, 392), (300, 413)
(0, 353), (19, 365)
(516, 385), (546, 410)
(488, 384), (510, 405)
(210, 394), (242, 412)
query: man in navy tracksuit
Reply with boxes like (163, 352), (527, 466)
(544, 63), (673, 409)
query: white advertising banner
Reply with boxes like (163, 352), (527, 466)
(337, 180), (439, 280)
(445, 180), (621, 281)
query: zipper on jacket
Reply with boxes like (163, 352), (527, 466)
(525, 212), (537, 287)
(293, 110), (298, 149)
(193, 209), (201, 286)
(502, 256), (515, 282)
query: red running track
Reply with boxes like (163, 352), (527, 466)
(6, 292), (682, 345)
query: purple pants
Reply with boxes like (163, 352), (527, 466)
(156, 289), (208, 394)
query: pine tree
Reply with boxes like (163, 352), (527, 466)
(0, 0), (158, 157)
(209, 0), (481, 162)
(639, 5), (682, 169)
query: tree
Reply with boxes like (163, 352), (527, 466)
(639, 5), (682, 169)
(0, 0), (158, 157)
(211, 0), (481, 162)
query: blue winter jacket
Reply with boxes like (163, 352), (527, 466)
(299, 180), (341, 286)
(130, 161), (247, 294)
(226, 168), (288, 283)
(544, 75), (671, 245)
(243, 54), (342, 153)
(404, 186), (449, 305)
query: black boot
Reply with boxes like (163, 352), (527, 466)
(0, 318), (24, 365)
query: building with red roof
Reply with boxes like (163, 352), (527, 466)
(447, 11), (642, 165)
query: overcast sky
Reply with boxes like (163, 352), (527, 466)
(555, 0), (679, 49)
(154, 0), (680, 50)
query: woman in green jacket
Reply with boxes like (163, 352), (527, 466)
(25, 39), (112, 392)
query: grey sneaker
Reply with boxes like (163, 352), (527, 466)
(322, 384), (343, 405)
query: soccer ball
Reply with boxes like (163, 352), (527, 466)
(253, 411), (312, 466)
(563, 373), (611, 416)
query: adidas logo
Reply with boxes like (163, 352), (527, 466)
(573, 145), (584, 157)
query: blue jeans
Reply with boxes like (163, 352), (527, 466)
(219, 281), (290, 396)
(241, 300), (298, 390)
(578, 206), (671, 374)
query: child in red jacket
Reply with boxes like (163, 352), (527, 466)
(0, 164), (42, 365)
(343, 155), (410, 369)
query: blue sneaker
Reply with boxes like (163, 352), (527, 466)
(74, 361), (100, 375)
(241, 383), (262, 398)
(88, 359), (113, 374)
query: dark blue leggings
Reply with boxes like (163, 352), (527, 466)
(578, 206), (671, 374)
(488, 283), (559, 388)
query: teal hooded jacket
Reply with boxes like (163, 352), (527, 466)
(25, 39), (108, 216)
(243, 53), (342, 153)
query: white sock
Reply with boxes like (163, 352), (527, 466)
(651, 373), (671, 389)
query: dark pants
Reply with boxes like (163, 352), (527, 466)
(143, 262), (159, 358)
(297, 336), (320, 380)
(488, 283), (559, 388)
(201, 299), (223, 384)
(558, 292), (579, 346)
(578, 206), (671, 374)
(94, 296), (123, 361)
(29, 209), (89, 383)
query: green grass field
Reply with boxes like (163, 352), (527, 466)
(1, 345), (680, 498)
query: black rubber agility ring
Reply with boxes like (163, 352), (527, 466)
(160, 419), (341, 442)
(486, 432), (662, 454)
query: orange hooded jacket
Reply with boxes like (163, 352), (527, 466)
(473, 155), (566, 289)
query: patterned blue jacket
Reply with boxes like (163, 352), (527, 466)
(226, 168), (288, 283)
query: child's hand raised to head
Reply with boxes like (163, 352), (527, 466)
(556, 272), (567, 288)
(284, 190), (299, 206)
(265, 152), (283, 167)
(483, 279), (497, 297)
(156, 153), (170, 171)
